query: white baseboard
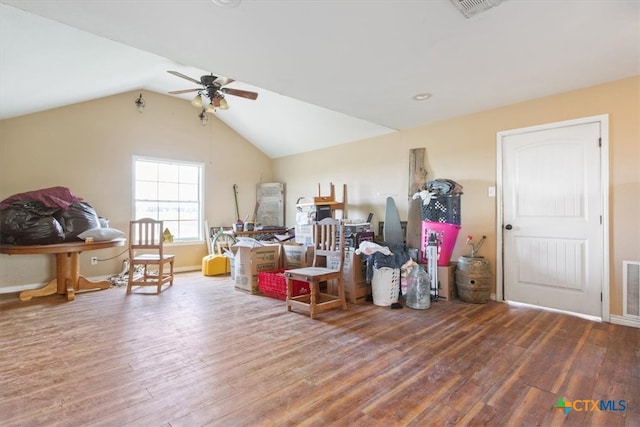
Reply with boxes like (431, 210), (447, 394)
(0, 282), (48, 294)
(176, 265), (201, 273)
(610, 314), (640, 329)
(0, 266), (202, 295)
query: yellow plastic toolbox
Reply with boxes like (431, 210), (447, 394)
(202, 254), (230, 276)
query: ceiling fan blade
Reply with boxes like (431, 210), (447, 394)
(221, 88), (258, 100)
(167, 71), (202, 85)
(214, 76), (235, 87)
(168, 88), (200, 95)
(213, 98), (221, 108)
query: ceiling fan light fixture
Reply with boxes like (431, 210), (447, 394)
(167, 70), (258, 114)
(135, 93), (145, 113)
(198, 109), (208, 126)
(191, 93), (203, 108)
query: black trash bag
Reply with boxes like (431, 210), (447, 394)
(2, 200), (60, 219)
(0, 201), (65, 245)
(55, 201), (100, 240)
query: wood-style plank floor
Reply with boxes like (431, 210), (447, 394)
(1, 271), (638, 427)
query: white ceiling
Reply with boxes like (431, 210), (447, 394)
(1, 1), (638, 158)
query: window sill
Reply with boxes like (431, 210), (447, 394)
(163, 240), (205, 247)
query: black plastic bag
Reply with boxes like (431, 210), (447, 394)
(0, 201), (64, 245)
(55, 201), (100, 240)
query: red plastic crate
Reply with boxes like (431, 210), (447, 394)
(258, 269), (310, 300)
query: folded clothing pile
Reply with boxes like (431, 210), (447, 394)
(426, 178), (463, 196)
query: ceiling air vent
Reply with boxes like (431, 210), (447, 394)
(449, 0), (507, 18)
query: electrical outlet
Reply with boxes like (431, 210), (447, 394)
(91, 256), (98, 265)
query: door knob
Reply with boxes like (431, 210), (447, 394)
(505, 224), (513, 230)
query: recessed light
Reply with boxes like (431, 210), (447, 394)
(413, 93), (432, 101)
(211, 0), (241, 8)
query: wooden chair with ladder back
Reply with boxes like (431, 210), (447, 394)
(284, 217), (347, 318)
(127, 218), (175, 294)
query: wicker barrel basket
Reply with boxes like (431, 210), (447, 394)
(455, 256), (492, 303)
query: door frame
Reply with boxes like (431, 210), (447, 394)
(495, 114), (610, 321)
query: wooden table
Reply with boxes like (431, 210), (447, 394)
(0, 239), (126, 301)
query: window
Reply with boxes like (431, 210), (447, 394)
(133, 156), (204, 242)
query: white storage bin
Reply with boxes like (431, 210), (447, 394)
(371, 267), (400, 307)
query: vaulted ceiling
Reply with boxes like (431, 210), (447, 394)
(1, 1), (638, 158)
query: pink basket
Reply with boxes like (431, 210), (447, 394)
(420, 221), (461, 266)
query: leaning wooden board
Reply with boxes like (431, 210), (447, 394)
(405, 197), (422, 252)
(407, 147), (427, 252)
(408, 148), (428, 198)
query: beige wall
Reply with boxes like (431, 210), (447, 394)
(0, 90), (273, 288)
(274, 76), (639, 317)
(1, 77), (638, 317)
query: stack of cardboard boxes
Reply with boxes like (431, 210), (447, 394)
(226, 224), (457, 303)
(437, 263), (457, 301)
(228, 236), (372, 304)
(282, 241), (371, 304)
(232, 240), (281, 294)
(327, 249), (371, 304)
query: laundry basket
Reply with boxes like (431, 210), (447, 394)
(420, 221), (461, 266)
(371, 267), (400, 307)
(421, 194), (461, 225)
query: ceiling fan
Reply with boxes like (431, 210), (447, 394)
(167, 70), (258, 112)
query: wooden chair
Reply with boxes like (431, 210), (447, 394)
(284, 218), (347, 318)
(127, 218), (175, 294)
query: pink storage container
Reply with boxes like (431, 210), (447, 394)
(420, 221), (461, 266)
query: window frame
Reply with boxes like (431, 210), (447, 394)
(132, 155), (205, 243)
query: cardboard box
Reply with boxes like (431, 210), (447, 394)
(222, 249), (237, 280)
(296, 205), (331, 225)
(344, 231), (375, 249)
(328, 249), (371, 304)
(341, 250), (365, 284)
(294, 224), (314, 245)
(281, 243), (315, 269)
(343, 223), (370, 236)
(296, 211), (314, 226)
(437, 263), (457, 300)
(233, 241), (281, 294)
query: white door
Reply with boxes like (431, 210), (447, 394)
(501, 120), (603, 317)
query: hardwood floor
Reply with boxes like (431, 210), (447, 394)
(1, 271), (638, 427)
